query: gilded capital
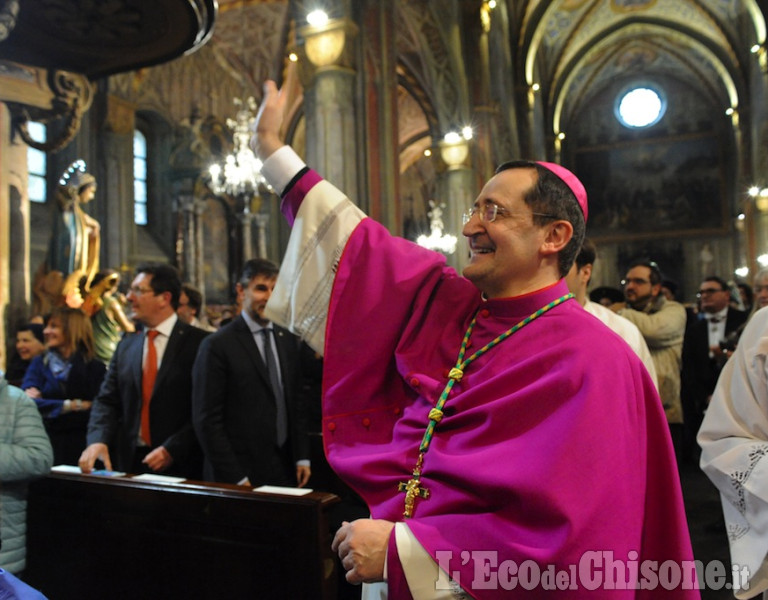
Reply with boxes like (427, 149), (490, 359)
(439, 138), (470, 171)
(296, 17), (358, 78)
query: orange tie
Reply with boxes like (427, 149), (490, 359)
(141, 330), (160, 445)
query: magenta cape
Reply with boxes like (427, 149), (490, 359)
(283, 175), (697, 598)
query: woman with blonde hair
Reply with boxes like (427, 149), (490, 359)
(22, 307), (106, 465)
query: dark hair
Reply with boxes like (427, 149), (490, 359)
(702, 275), (729, 292)
(135, 263), (182, 309)
(239, 258), (279, 287)
(91, 269), (119, 289)
(589, 286), (625, 305)
(738, 282), (754, 306)
(495, 160), (586, 277)
(574, 238), (596, 271)
(18, 323), (45, 344)
(181, 284), (203, 315)
(627, 260), (662, 286)
(661, 279), (678, 297)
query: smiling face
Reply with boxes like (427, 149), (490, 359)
(44, 317), (67, 352)
(16, 330), (45, 361)
(461, 168), (558, 298)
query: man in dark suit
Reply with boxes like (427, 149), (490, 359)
(192, 258), (310, 488)
(681, 275), (747, 461)
(79, 263), (208, 478)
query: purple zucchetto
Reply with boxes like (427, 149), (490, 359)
(536, 161), (588, 222)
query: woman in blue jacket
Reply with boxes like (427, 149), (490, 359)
(22, 307), (106, 465)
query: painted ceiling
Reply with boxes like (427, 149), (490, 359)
(211, 0), (765, 145)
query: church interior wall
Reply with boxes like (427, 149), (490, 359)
(563, 70), (739, 303)
(3, 0), (767, 367)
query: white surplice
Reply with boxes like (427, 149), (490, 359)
(700, 307), (768, 599)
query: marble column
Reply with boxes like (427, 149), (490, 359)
(296, 16), (359, 199)
(438, 138), (473, 272)
(0, 103), (15, 369)
(255, 212), (270, 259)
(240, 210), (254, 262)
(178, 195), (206, 289)
(194, 199), (205, 290)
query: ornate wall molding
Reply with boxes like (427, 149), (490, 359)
(7, 68), (93, 152)
(396, 0), (468, 132)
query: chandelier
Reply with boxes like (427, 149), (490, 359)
(417, 201), (457, 254)
(207, 97), (271, 200)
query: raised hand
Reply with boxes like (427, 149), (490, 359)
(250, 79), (288, 161)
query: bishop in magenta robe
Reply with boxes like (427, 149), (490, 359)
(256, 82), (698, 600)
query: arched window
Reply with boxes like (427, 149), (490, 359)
(134, 129), (148, 225)
(27, 122), (47, 203)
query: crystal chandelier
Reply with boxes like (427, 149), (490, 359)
(417, 201), (457, 254)
(207, 97), (271, 200)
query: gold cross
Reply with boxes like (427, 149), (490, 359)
(398, 474), (430, 518)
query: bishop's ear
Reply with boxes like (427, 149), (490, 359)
(541, 220), (573, 255)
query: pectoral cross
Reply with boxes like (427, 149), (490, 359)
(398, 467), (430, 518)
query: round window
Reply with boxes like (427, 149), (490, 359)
(615, 85), (666, 128)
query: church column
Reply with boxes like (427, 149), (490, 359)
(295, 11), (359, 198)
(469, 0), (495, 178)
(178, 195), (206, 289)
(0, 102), (15, 369)
(102, 94), (136, 274)
(240, 211), (254, 262)
(255, 212), (269, 259)
(356, 0), (399, 229)
(193, 199), (205, 290)
(438, 138), (473, 272)
(177, 195), (192, 283)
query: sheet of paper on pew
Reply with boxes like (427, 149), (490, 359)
(51, 465), (127, 477)
(131, 473), (187, 483)
(253, 485), (314, 496)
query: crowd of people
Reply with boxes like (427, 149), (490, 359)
(4, 83), (768, 598)
(2, 192), (764, 598)
(1, 260), (320, 586)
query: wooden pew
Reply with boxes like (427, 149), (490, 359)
(24, 471), (340, 599)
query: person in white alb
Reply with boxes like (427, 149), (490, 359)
(699, 306), (768, 598)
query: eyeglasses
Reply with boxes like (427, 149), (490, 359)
(697, 288), (726, 298)
(129, 286), (156, 296)
(621, 278), (650, 286)
(462, 203), (557, 225)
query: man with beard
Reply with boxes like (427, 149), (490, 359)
(192, 258), (310, 488)
(616, 260), (687, 449)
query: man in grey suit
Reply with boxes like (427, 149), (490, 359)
(192, 258), (310, 487)
(79, 263), (208, 479)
